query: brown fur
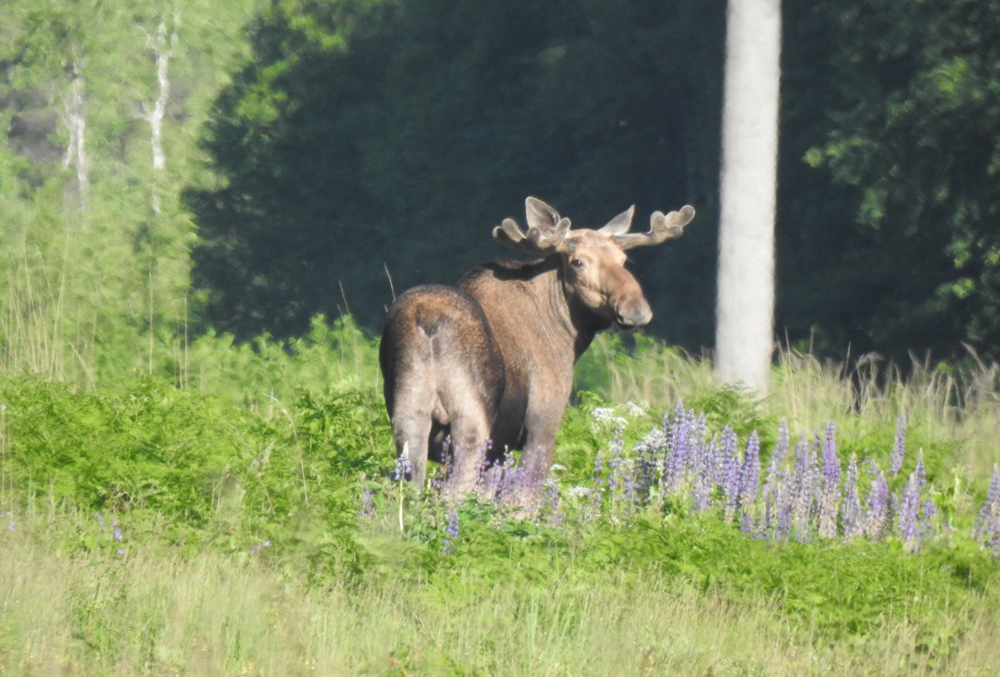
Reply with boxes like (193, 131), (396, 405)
(379, 198), (694, 503)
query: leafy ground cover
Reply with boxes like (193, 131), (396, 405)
(1, 324), (999, 675)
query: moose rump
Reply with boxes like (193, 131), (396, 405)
(379, 284), (518, 493)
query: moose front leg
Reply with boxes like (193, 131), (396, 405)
(503, 419), (560, 510)
(501, 378), (571, 509)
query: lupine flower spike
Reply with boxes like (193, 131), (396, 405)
(890, 415), (906, 477)
(973, 466), (1000, 555)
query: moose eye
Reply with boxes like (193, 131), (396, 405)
(570, 258), (585, 269)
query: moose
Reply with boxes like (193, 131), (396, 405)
(379, 197), (695, 505)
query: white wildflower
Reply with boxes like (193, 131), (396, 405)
(625, 401), (646, 417)
(591, 407), (616, 422)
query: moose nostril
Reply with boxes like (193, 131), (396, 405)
(615, 309), (651, 329)
(615, 303), (652, 328)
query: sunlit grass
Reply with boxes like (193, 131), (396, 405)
(2, 306), (1000, 675)
(3, 516), (997, 676)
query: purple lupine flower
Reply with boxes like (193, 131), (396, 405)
(586, 484), (603, 521)
(681, 409), (700, 489)
(920, 497), (937, 541)
(973, 466), (1000, 537)
(692, 414), (709, 477)
(430, 436), (453, 493)
(442, 508), (460, 555)
(606, 428), (626, 494)
(758, 420), (789, 539)
(899, 452), (934, 551)
(358, 485), (376, 520)
(95, 513), (105, 530)
(763, 419), (790, 499)
(897, 472), (922, 552)
(394, 447), (412, 481)
(632, 436), (653, 500)
(622, 460), (637, 511)
(890, 415), (906, 477)
(719, 426), (741, 523)
(842, 454), (862, 540)
(473, 438), (495, 493)
(791, 435), (816, 542)
(606, 430), (638, 522)
(862, 460), (890, 541)
(542, 474), (563, 526)
(818, 422), (841, 539)
(914, 450), (927, 489)
(653, 412), (669, 492)
(480, 454), (507, 502)
(773, 474), (795, 542)
(775, 418), (790, 463)
(249, 540), (272, 554)
(665, 405), (693, 494)
(113, 527), (123, 542)
(692, 437), (717, 513)
(738, 431), (761, 515)
(500, 461), (528, 501)
(973, 466), (1000, 555)
(592, 443), (606, 482)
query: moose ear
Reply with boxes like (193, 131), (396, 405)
(598, 205), (635, 236)
(525, 197), (562, 232)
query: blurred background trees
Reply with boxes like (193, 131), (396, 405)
(2, 0), (999, 378)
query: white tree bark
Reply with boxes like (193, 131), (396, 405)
(715, 0), (781, 393)
(142, 16), (178, 215)
(63, 60), (89, 222)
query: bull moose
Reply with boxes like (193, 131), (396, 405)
(379, 197), (695, 504)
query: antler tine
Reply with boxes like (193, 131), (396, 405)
(612, 205), (695, 250)
(493, 217), (531, 249)
(493, 216), (572, 253)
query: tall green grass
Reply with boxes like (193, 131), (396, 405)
(2, 294), (1000, 675)
(3, 515), (998, 676)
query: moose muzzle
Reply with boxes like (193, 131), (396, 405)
(613, 296), (653, 330)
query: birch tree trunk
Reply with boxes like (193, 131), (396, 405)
(715, 0), (781, 393)
(143, 16), (177, 215)
(63, 60), (89, 224)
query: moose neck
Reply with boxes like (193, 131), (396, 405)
(459, 256), (609, 366)
(540, 255), (610, 361)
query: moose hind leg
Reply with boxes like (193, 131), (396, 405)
(392, 414), (431, 490)
(445, 413), (490, 499)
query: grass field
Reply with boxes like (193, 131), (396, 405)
(1, 321), (999, 675)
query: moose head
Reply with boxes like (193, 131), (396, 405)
(492, 197), (696, 330)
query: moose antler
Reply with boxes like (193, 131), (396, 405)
(493, 197), (572, 253)
(611, 205), (695, 250)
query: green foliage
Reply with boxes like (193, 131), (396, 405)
(0, 372), (393, 566)
(779, 0), (1000, 362)
(1, 326), (999, 674)
(0, 0), (264, 387)
(188, 0), (724, 347)
(186, 314), (382, 407)
(692, 384), (776, 455)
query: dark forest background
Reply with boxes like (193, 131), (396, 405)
(3, 0), (1000, 373)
